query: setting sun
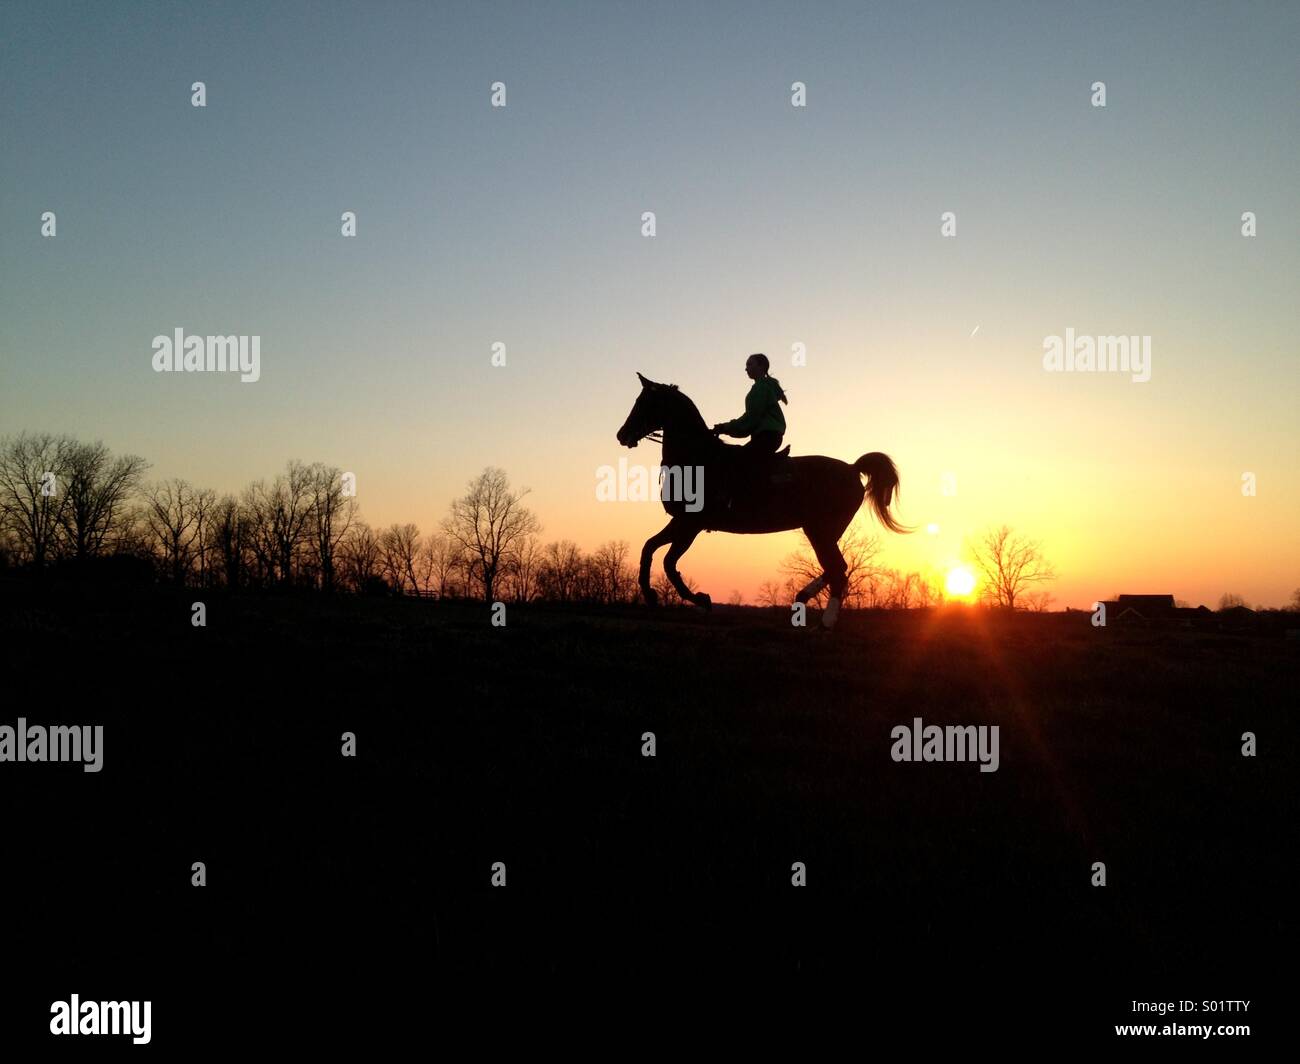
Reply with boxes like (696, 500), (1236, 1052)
(945, 565), (977, 599)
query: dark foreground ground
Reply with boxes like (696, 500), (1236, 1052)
(0, 579), (1294, 1048)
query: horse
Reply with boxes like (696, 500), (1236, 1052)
(615, 372), (909, 628)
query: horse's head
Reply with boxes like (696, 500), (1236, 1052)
(616, 372), (679, 447)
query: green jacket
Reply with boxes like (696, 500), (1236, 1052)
(717, 376), (786, 437)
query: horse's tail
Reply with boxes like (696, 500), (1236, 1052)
(854, 452), (911, 534)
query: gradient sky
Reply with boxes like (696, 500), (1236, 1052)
(2, 1), (1297, 607)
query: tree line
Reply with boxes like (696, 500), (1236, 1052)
(0, 432), (684, 603)
(20, 431), (1223, 612)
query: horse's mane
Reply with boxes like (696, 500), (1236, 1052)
(662, 385), (709, 432)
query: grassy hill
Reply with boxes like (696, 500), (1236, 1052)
(1, 581), (1292, 1038)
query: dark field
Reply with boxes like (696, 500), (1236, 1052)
(1, 581), (1293, 1046)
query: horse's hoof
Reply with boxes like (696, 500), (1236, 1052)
(821, 596), (841, 629)
(694, 593), (712, 612)
(643, 590), (659, 607)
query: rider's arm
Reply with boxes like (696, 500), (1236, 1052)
(714, 382), (766, 437)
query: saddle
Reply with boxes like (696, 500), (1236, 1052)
(768, 446), (794, 483)
(722, 446), (793, 513)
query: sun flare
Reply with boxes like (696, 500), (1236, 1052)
(945, 565), (977, 599)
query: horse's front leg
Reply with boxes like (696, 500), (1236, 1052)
(639, 519), (678, 606)
(664, 522), (709, 610)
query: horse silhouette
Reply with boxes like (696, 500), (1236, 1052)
(616, 372), (908, 627)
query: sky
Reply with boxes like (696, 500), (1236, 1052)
(2, 1), (1297, 608)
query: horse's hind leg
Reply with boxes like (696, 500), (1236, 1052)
(639, 519), (678, 605)
(805, 528), (848, 628)
(795, 573), (827, 604)
(664, 524), (709, 610)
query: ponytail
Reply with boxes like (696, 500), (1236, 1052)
(749, 352), (788, 403)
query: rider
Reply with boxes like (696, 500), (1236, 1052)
(711, 353), (789, 507)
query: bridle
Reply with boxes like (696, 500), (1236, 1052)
(624, 385), (689, 446)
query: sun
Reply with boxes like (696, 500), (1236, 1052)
(945, 565), (977, 598)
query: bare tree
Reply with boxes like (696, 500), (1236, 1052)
(306, 464), (356, 592)
(422, 532), (468, 599)
(912, 572), (943, 609)
(211, 495), (246, 589)
(56, 440), (148, 560)
(874, 570), (928, 609)
(1024, 590), (1055, 613)
(141, 479), (205, 585)
(443, 467), (540, 603)
(240, 483), (272, 585)
(501, 534), (540, 603)
(652, 569), (698, 606)
(1218, 592), (1246, 611)
(780, 523), (884, 608)
(190, 486), (217, 587)
(0, 432), (75, 568)
(538, 540), (584, 602)
(271, 461), (315, 585)
(969, 525), (1056, 609)
(591, 540), (635, 604)
(107, 507), (154, 563)
(338, 522), (383, 593)
(575, 555), (606, 603)
(380, 523), (421, 594)
(241, 462), (315, 586)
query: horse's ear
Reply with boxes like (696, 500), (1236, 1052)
(636, 371), (650, 387)
(669, 384), (678, 391)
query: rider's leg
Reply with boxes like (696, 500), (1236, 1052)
(739, 432), (783, 502)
